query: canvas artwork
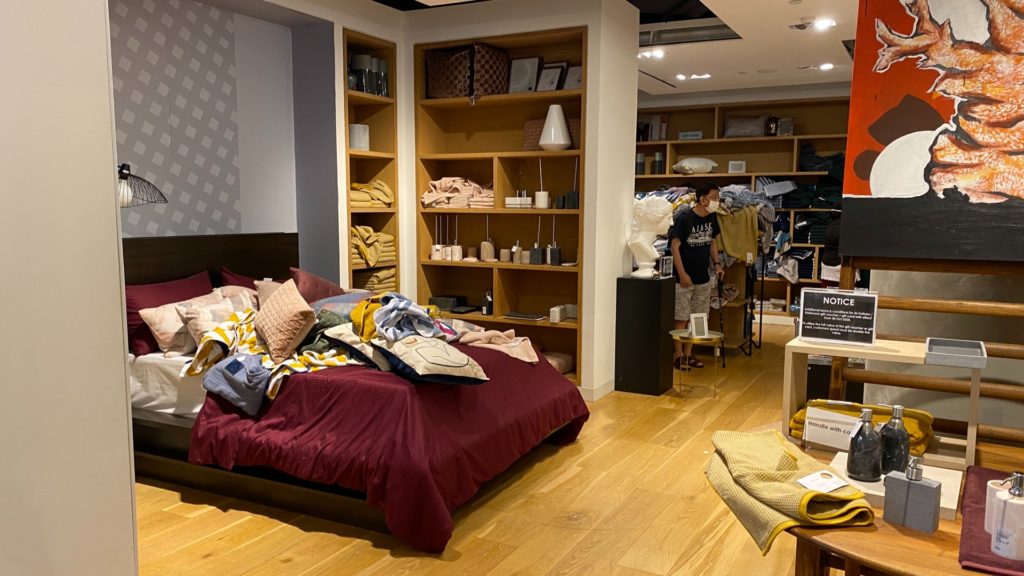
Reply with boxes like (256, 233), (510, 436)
(842, 0), (1024, 262)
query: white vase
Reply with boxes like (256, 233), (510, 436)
(539, 104), (571, 151)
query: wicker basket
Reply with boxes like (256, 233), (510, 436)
(523, 117), (582, 150)
(425, 43), (509, 101)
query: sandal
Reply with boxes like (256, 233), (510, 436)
(673, 357), (690, 371)
(686, 356), (705, 369)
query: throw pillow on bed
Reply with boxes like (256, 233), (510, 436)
(254, 279), (317, 363)
(218, 285), (258, 311)
(372, 336), (488, 385)
(220, 266), (260, 290)
(126, 271), (214, 356)
(254, 280), (281, 307)
(139, 290), (223, 356)
(323, 322), (391, 370)
(290, 267), (344, 303)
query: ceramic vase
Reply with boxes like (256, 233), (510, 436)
(539, 104), (571, 151)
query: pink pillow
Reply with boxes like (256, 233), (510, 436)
(125, 271), (213, 356)
(290, 267), (343, 303)
(220, 266), (259, 290)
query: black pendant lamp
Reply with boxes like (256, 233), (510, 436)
(117, 163), (167, 208)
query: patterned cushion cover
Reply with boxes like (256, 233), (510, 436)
(254, 279), (316, 363)
(139, 290), (222, 356)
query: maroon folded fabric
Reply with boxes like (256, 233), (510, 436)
(219, 266), (259, 290)
(125, 271), (213, 356)
(960, 466), (1024, 576)
(289, 267), (344, 303)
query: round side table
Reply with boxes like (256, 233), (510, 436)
(669, 329), (724, 397)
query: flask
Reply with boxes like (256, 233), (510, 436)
(880, 404), (910, 475)
(883, 456), (941, 533)
(847, 408), (882, 482)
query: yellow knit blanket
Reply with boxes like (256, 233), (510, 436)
(789, 400), (933, 456)
(706, 430), (874, 554)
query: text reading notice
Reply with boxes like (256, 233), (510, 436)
(800, 289), (877, 346)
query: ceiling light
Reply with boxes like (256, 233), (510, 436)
(813, 18), (837, 30)
(651, 48), (665, 58)
(690, 73), (711, 79)
(819, 62), (835, 70)
(790, 17), (837, 31)
(675, 74), (687, 80)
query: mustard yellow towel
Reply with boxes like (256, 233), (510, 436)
(789, 400), (933, 456)
(351, 295), (383, 342)
(706, 430), (873, 554)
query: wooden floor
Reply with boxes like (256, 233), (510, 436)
(135, 325), (798, 576)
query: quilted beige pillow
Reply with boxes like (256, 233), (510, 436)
(254, 279), (316, 363)
(140, 290), (223, 356)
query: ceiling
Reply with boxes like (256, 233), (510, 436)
(370, 0), (712, 20)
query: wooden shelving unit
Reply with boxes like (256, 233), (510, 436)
(634, 97), (850, 322)
(343, 30), (399, 293)
(414, 27), (587, 382)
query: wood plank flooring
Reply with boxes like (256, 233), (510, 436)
(135, 325), (797, 576)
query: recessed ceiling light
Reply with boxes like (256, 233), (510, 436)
(790, 17), (837, 31)
(675, 74), (687, 81)
(690, 73), (711, 79)
(651, 48), (665, 59)
(819, 62), (835, 70)
(813, 18), (837, 30)
(638, 49), (664, 59)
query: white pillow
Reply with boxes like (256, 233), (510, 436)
(673, 157), (718, 175)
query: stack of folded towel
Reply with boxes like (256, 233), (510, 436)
(350, 179), (394, 208)
(353, 266), (397, 294)
(350, 225), (397, 268)
(421, 177), (494, 209)
(789, 400), (934, 456)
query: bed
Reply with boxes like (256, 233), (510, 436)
(124, 233), (589, 552)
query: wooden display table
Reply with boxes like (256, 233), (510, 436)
(790, 515), (966, 576)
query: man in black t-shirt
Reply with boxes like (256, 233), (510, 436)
(670, 183), (724, 369)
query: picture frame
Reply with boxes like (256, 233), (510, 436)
(690, 313), (709, 339)
(563, 65), (583, 90)
(508, 57), (541, 93)
(658, 255), (673, 278)
(536, 62), (567, 92)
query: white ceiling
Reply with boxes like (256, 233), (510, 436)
(638, 0), (858, 96)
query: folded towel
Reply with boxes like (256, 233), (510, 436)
(706, 430), (873, 554)
(789, 400), (933, 456)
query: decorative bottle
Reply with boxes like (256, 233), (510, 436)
(847, 408), (882, 482)
(883, 456), (941, 533)
(880, 404), (910, 475)
(482, 290), (493, 316)
(987, 471), (1024, 560)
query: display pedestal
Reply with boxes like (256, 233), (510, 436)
(615, 276), (674, 396)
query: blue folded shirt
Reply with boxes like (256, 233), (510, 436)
(203, 354), (270, 416)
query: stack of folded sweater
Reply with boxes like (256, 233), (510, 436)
(421, 177), (494, 209)
(350, 225), (397, 268)
(350, 180), (394, 208)
(353, 266), (397, 294)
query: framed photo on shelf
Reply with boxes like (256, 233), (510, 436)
(690, 313), (709, 339)
(508, 57), (541, 93)
(563, 65), (583, 90)
(537, 62), (568, 92)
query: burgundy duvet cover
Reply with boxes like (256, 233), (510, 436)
(189, 344), (589, 552)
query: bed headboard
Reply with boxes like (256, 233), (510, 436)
(122, 233), (299, 285)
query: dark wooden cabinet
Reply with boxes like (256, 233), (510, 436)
(615, 276), (674, 396)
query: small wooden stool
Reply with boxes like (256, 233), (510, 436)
(669, 329), (724, 397)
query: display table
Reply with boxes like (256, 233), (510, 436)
(790, 515), (967, 576)
(670, 329), (724, 397)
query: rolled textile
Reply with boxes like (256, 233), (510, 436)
(789, 400), (933, 456)
(706, 430), (873, 554)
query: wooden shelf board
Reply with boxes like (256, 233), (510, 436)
(419, 208), (580, 215)
(791, 243), (823, 248)
(346, 90), (395, 106)
(635, 134), (847, 147)
(759, 310), (792, 317)
(757, 277), (786, 283)
(439, 311), (578, 331)
(350, 207), (396, 214)
(564, 372), (578, 384)
(420, 260), (578, 273)
(351, 261), (397, 271)
(795, 133), (848, 140)
(348, 149), (395, 160)
(417, 89), (583, 110)
(787, 208), (834, 212)
(798, 278), (823, 284)
(420, 150), (581, 161)
(635, 171), (828, 180)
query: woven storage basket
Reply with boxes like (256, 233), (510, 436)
(522, 117), (582, 150)
(425, 43), (509, 101)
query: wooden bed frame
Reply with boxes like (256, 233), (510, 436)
(124, 233), (387, 532)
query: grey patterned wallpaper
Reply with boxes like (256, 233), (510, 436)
(110, 0), (241, 236)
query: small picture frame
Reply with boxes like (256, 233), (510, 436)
(563, 65), (583, 90)
(658, 255), (673, 278)
(690, 313), (709, 339)
(509, 57), (542, 93)
(536, 62), (568, 92)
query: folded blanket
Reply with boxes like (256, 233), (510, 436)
(789, 400), (933, 456)
(422, 177), (494, 208)
(706, 430), (873, 554)
(460, 329), (538, 364)
(374, 293), (441, 343)
(351, 179), (394, 206)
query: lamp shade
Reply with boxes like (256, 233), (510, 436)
(117, 163), (167, 208)
(538, 104), (571, 151)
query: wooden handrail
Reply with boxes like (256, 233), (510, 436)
(933, 418), (1024, 445)
(847, 256), (1024, 276)
(843, 368), (1024, 402)
(878, 295), (1024, 318)
(878, 333), (1024, 360)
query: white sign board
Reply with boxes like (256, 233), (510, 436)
(800, 289), (878, 346)
(803, 406), (860, 451)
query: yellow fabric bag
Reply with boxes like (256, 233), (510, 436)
(789, 400), (933, 456)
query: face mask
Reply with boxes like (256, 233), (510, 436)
(706, 200), (720, 213)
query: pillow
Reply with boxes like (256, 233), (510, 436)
(372, 336), (488, 385)
(220, 267), (259, 290)
(125, 271), (213, 356)
(254, 279), (317, 363)
(218, 285), (258, 311)
(290, 267), (344, 303)
(323, 323), (391, 370)
(673, 157), (718, 175)
(139, 290), (223, 356)
(177, 298), (238, 347)
(312, 290), (374, 323)
(254, 280), (282, 306)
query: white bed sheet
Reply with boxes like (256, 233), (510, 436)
(129, 353), (206, 415)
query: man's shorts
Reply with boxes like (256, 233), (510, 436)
(675, 281), (712, 322)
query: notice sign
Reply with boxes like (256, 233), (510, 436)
(800, 289), (878, 346)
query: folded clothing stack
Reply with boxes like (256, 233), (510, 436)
(350, 179), (394, 208)
(353, 266), (397, 294)
(421, 177), (494, 209)
(350, 225), (397, 268)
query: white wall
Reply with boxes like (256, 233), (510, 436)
(0, 0), (137, 573)
(236, 14), (298, 234)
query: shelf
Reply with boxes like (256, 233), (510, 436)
(795, 133), (848, 140)
(786, 208), (833, 212)
(759, 310), (793, 317)
(420, 150), (581, 161)
(417, 88), (583, 110)
(635, 134), (847, 147)
(757, 277), (786, 283)
(351, 261), (397, 271)
(635, 171), (828, 180)
(419, 208), (580, 215)
(798, 278), (823, 284)
(346, 90), (395, 106)
(420, 260), (578, 273)
(349, 149), (395, 160)
(563, 372), (578, 384)
(350, 207), (397, 214)
(791, 243), (824, 248)
(439, 310), (578, 330)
